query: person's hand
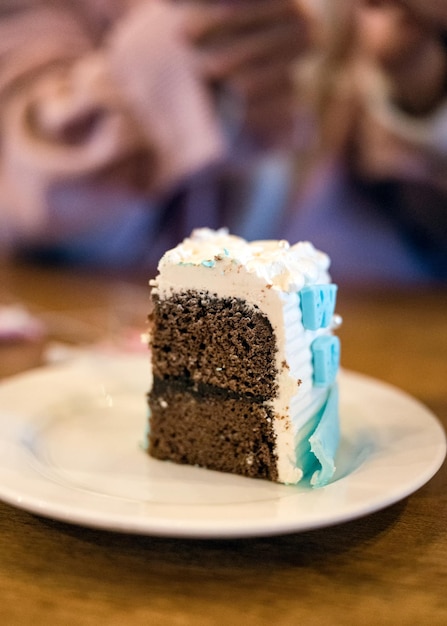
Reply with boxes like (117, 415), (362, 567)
(178, 0), (317, 147)
(355, 0), (447, 115)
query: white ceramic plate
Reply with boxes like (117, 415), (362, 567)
(0, 355), (445, 538)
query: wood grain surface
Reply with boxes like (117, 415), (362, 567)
(1, 261), (446, 626)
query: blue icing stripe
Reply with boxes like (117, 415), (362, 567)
(201, 259), (215, 268)
(300, 284), (337, 330)
(293, 412), (321, 479)
(309, 384), (340, 488)
(312, 335), (340, 387)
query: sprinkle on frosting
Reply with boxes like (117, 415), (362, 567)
(159, 228), (331, 292)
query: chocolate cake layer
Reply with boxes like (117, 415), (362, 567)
(149, 291), (278, 398)
(149, 384), (278, 481)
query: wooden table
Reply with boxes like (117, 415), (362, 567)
(1, 261), (446, 625)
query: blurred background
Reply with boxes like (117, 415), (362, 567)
(0, 0), (445, 287)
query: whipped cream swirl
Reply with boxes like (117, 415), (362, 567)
(160, 228), (331, 292)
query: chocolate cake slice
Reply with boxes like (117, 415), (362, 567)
(146, 228), (341, 486)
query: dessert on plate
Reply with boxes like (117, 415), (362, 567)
(146, 228), (341, 487)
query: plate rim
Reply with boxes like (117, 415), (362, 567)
(0, 356), (445, 538)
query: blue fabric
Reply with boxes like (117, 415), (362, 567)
(24, 154), (444, 284)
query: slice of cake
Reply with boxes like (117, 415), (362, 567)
(147, 228), (341, 487)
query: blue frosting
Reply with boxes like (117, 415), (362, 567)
(309, 384), (340, 487)
(312, 335), (340, 387)
(300, 284), (337, 330)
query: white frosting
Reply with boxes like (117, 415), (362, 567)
(159, 228), (331, 292)
(150, 228), (336, 484)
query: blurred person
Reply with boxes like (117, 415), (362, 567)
(0, 0), (446, 284)
(0, 0), (314, 268)
(290, 0), (447, 283)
